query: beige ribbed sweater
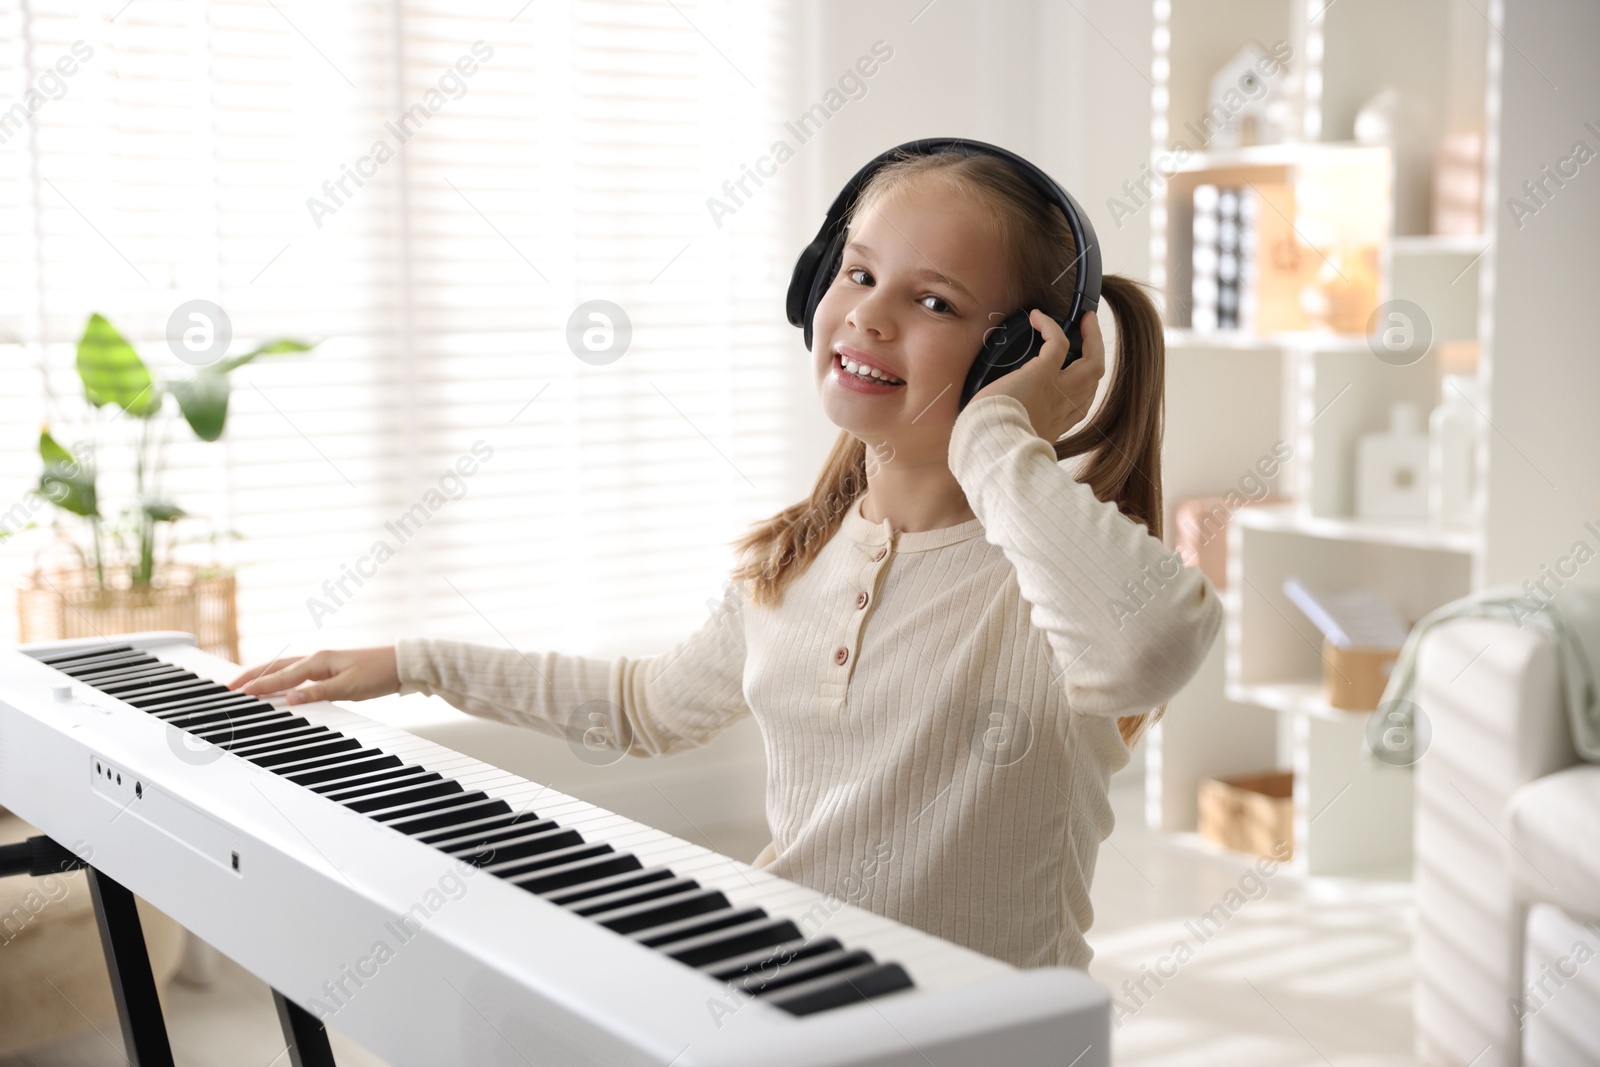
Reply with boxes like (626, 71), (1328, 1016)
(395, 394), (1222, 970)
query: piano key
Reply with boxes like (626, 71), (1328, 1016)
(567, 876), (701, 918)
(126, 682), (231, 707)
(192, 714), (305, 742)
(343, 780), (463, 815)
(250, 737), (362, 769)
(590, 888), (730, 935)
(165, 704), (283, 730)
(417, 810), (548, 848)
(152, 693), (271, 718)
(433, 818), (562, 856)
(702, 936), (844, 982)
(658, 916), (803, 968)
(738, 947), (872, 996)
(484, 840), (612, 880)
(69, 662), (171, 684)
(99, 670), (198, 694)
(223, 727), (333, 756)
(319, 768), (438, 800)
(389, 798), (511, 836)
(287, 755), (403, 787)
(632, 905), (769, 949)
(370, 790), (490, 823)
(759, 961), (915, 1016)
(510, 852), (643, 895)
(452, 826), (581, 867)
(539, 865), (676, 906)
(31, 643), (137, 665)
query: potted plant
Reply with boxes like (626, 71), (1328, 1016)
(14, 311), (315, 659)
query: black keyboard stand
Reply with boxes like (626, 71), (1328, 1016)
(2, 835), (337, 1067)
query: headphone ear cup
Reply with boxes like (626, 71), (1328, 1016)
(802, 232), (845, 351)
(960, 309), (1040, 410)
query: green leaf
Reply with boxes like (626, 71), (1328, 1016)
(37, 429), (98, 518)
(76, 313), (161, 417)
(142, 499), (187, 522)
(168, 370), (231, 442)
(215, 337), (315, 375)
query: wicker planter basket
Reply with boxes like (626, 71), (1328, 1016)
(18, 562), (240, 663)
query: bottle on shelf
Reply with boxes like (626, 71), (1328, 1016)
(1357, 402), (1430, 520)
(1429, 375), (1479, 527)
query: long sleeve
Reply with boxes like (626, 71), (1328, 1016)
(948, 394), (1223, 717)
(394, 576), (752, 757)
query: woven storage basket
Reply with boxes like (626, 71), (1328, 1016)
(18, 561), (239, 663)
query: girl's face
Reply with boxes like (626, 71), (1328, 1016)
(812, 176), (1015, 456)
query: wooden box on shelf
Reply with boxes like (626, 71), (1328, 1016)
(1321, 639), (1400, 710)
(1198, 770), (1294, 860)
(17, 563), (240, 663)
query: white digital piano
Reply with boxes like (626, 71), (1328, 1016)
(0, 632), (1110, 1066)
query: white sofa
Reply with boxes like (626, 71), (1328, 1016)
(1413, 616), (1600, 1066)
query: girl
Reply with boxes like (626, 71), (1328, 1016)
(229, 147), (1222, 973)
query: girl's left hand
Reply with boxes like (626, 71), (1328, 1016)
(970, 309), (1105, 443)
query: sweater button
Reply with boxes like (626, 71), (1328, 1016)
(832, 646), (849, 666)
(871, 547), (886, 562)
(855, 591), (869, 609)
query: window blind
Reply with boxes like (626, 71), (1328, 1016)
(1, 0), (800, 664)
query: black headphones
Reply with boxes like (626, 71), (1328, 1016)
(786, 137), (1101, 411)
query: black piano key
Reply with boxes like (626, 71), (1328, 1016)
(344, 780), (463, 815)
(454, 826), (581, 868)
(58, 654), (160, 678)
(417, 810), (545, 847)
(702, 936), (844, 982)
(632, 905), (766, 950)
(389, 799), (511, 836)
(152, 693), (270, 718)
(126, 681), (230, 707)
(484, 841), (612, 880)
(510, 852), (642, 895)
(192, 714), (304, 742)
(71, 661), (170, 684)
(591, 888), (730, 935)
(539, 866), (675, 907)
(99, 670), (198, 695)
(319, 768), (437, 800)
(164, 703), (279, 730)
(660, 917), (804, 968)
(288, 755), (402, 787)
(250, 737), (361, 769)
(739, 948), (875, 997)
(35, 645), (138, 667)
(224, 727), (333, 756)
(372, 791), (490, 824)
(567, 876), (700, 918)
(759, 961), (914, 1016)
(434, 818), (561, 855)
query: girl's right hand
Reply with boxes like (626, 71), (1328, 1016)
(226, 646), (400, 706)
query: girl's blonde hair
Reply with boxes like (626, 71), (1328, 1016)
(730, 149), (1171, 748)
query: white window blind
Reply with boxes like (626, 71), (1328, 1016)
(1, 0), (800, 663)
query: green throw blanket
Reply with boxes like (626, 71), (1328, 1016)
(1380, 584), (1600, 763)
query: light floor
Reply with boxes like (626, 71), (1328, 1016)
(1, 774), (1416, 1067)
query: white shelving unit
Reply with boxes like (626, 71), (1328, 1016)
(1144, 0), (1492, 877)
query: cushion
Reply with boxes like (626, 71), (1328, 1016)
(0, 812), (187, 1057)
(1506, 765), (1600, 921)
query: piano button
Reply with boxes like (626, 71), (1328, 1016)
(151, 693), (267, 718)
(193, 714), (304, 742)
(288, 755), (403, 786)
(632, 905), (766, 949)
(484, 841), (612, 880)
(224, 727), (332, 756)
(33, 644), (138, 665)
(566, 876), (700, 917)
(372, 791), (488, 823)
(345, 780), (464, 815)
(319, 768), (437, 799)
(738, 948), (873, 997)
(250, 737), (361, 769)
(511, 852), (643, 895)
(454, 826), (581, 867)
(128, 683), (231, 708)
(759, 961), (914, 1016)
(539, 866), (675, 906)
(389, 799), (511, 836)
(660, 917), (804, 968)
(418, 811), (550, 848)
(701, 936), (843, 982)
(99, 670), (198, 694)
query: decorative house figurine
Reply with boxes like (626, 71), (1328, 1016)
(1358, 401), (1431, 519)
(1205, 42), (1291, 149)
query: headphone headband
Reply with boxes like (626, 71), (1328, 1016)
(785, 137), (1102, 352)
